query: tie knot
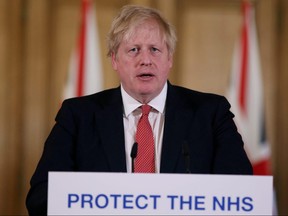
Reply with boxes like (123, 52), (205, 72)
(141, 104), (151, 115)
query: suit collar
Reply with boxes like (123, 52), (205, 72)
(121, 83), (167, 117)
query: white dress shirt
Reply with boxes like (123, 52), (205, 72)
(121, 83), (167, 173)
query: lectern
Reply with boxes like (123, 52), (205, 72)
(48, 172), (272, 215)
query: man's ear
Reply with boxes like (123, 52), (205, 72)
(111, 52), (118, 70)
(168, 54), (173, 69)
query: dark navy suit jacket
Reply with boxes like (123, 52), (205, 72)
(26, 82), (252, 215)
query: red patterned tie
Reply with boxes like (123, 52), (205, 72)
(135, 105), (155, 173)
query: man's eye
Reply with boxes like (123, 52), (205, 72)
(151, 47), (160, 53)
(129, 48), (139, 53)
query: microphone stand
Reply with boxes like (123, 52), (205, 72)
(130, 142), (138, 173)
(182, 141), (191, 173)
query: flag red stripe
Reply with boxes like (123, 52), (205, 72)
(239, 1), (249, 114)
(253, 159), (271, 175)
(77, 0), (89, 97)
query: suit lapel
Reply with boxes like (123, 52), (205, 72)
(160, 84), (195, 173)
(95, 88), (127, 172)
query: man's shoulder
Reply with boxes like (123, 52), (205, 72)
(169, 84), (226, 104)
(59, 87), (122, 116)
(167, 84), (231, 117)
(63, 87), (120, 105)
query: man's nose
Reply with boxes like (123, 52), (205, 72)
(139, 50), (152, 66)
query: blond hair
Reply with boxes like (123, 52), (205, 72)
(107, 5), (177, 57)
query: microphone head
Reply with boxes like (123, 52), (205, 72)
(130, 142), (138, 159)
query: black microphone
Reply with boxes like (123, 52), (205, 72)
(182, 141), (191, 173)
(130, 142), (138, 173)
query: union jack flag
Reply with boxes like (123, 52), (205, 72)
(63, 0), (103, 99)
(226, 1), (270, 175)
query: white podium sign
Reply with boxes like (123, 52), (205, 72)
(48, 172), (273, 215)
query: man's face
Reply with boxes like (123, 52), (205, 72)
(111, 19), (173, 103)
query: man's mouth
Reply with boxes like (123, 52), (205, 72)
(138, 73), (154, 78)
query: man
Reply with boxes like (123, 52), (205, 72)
(26, 5), (252, 215)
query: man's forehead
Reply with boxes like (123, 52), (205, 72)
(122, 21), (165, 44)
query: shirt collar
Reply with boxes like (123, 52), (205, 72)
(121, 82), (167, 117)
